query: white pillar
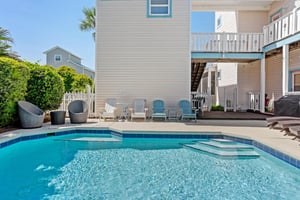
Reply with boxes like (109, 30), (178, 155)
(208, 68), (212, 110)
(282, 44), (289, 95)
(260, 55), (265, 113)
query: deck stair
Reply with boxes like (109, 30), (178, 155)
(183, 139), (259, 159)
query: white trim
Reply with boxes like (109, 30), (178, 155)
(282, 44), (289, 95)
(292, 71), (300, 91)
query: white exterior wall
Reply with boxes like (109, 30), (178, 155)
(95, 0), (191, 114)
(237, 11), (268, 32)
(237, 61), (261, 110)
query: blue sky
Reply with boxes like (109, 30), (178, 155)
(0, 1), (214, 70)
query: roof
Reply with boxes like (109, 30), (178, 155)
(43, 46), (81, 60)
(192, 0), (281, 11)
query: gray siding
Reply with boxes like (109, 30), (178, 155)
(95, 0), (191, 115)
(45, 47), (95, 79)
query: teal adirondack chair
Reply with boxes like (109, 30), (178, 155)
(178, 100), (198, 122)
(152, 99), (167, 120)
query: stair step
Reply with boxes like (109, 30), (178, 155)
(198, 140), (254, 151)
(211, 139), (236, 144)
(183, 143), (259, 159)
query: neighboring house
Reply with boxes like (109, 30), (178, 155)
(193, 0), (300, 113)
(44, 46), (95, 79)
(95, 0), (300, 115)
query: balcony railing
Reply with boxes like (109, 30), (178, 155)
(192, 7), (300, 53)
(191, 32), (264, 53)
(263, 7), (300, 45)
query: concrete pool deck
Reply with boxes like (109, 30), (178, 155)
(1, 118), (300, 162)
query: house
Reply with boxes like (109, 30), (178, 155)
(44, 46), (95, 79)
(192, 0), (300, 113)
(95, 0), (190, 114)
(95, 0), (300, 116)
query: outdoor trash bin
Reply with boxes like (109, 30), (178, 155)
(50, 111), (66, 125)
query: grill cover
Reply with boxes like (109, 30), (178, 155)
(274, 95), (300, 116)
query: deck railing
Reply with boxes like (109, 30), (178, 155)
(191, 32), (264, 53)
(263, 7), (300, 45)
(192, 7), (300, 53)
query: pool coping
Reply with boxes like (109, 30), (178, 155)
(0, 126), (299, 169)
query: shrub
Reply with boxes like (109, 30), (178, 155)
(72, 74), (94, 92)
(25, 65), (65, 111)
(0, 57), (30, 126)
(57, 66), (76, 92)
(211, 105), (224, 111)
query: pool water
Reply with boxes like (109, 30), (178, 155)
(0, 133), (300, 200)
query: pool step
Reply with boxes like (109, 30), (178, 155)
(183, 139), (259, 159)
(198, 140), (253, 151)
(68, 137), (121, 142)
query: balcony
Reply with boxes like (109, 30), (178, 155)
(191, 32), (263, 53)
(191, 7), (300, 54)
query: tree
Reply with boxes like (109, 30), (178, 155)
(26, 65), (65, 111)
(0, 27), (14, 57)
(72, 74), (94, 92)
(57, 66), (77, 92)
(79, 7), (96, 40)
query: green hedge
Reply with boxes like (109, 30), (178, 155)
(25, 65), (65, 111)
(0, 57), (30, 126)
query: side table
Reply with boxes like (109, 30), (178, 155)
(168, 109), (178, 121)
(50, 111), (66, 125)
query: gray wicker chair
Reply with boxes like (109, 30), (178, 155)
(68, 100), (89, 123)
(18, 101), (45, 128)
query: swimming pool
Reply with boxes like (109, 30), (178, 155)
(0, 131), (300, 200)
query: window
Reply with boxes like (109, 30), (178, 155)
(148, 0), (171, 17)
(54, 54), (62, 62)
(270, 9), (282, 22)
(292, 71), (300, 91)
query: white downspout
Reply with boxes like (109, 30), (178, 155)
(282, 44), (289, 96)
(260, 55), (265, 113)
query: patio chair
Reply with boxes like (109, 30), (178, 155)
(178, 99), (198, 122)
(152, 99), (167, 121)
(99, 98), (117, 121)
(277, 120), (300, 134)
(129, 99), (148, 121)
(286, 125), (300, 140)
(18, 101), (45, 128)
(68, 100), (89, 123)
(266, 116), (300, 129)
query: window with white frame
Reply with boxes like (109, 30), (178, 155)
(292, 71), (300, 91)
(54, 54), (62, 62)
(148, 0), (171, 17)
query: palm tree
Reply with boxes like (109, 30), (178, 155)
(80, 7), (96, 40)
(0, 27), (14, 57)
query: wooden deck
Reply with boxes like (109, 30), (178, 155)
(201, 111), (273, 120)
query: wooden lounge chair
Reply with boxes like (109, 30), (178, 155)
(266, 116), (300, 129)
(277, 120), (300, 134)
(129, 99), (148, 121)
(285, 125), (300, 140)
(152, 99), (167, 121)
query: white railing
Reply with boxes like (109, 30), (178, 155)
(58, 92), (96, 117)
(191, 32), (263, 53)
(263, 7), (300, 45)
